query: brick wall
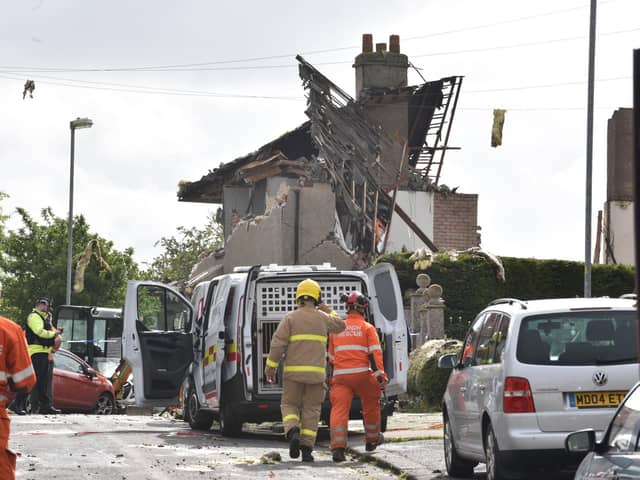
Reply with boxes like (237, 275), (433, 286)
(433, 192), (480, 251)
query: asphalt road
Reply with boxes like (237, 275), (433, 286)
(10, 413), (401, 480)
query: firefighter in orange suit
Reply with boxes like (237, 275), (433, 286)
(0, 316), (36, 479)
(264, 278), (345, 462)
(329, 291), (387, 462)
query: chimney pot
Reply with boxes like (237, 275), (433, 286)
(376, 42), (387, 53)
(362, 34), (373, 53)
(389, 35), (400, 53)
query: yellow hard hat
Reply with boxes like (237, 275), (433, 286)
(296, 278), (322, 303)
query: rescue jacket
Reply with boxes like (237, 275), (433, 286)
(25, 309), (56, 356)
(0, 316), (36, 418)
(329, 311), (388, 382)
(265, 301), (346, 384)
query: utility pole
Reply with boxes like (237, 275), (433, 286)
(584, 0), (597, 298)
(633, 49), (639, 356)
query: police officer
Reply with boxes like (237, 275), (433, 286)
(23, 299), (61, 414)
(264, 279), (345, 462)
(328, 291), (387, 462)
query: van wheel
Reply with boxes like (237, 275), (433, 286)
(484, 422), (510, 480)
(219, 402), (242, 437)
(186, 387), (214, 431)
(444, 412), (475, 478)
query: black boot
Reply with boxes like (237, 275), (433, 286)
(286, 427), (300, 459)
(301, 446), (314, 462)
(332, 448), (346, 462)
(365, 433), (384, 452)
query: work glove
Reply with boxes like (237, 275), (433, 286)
(264, 366), (276, 384)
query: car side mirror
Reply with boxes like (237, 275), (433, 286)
(84, 367), (97, 379)
(438, 353), (459, 369)
(565, 429), (596, 453)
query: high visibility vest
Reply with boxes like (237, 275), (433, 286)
(329, 312), (387, 381)
(25, 310), (56, 356)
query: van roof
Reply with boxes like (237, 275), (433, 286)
(233, 263), (337, 273)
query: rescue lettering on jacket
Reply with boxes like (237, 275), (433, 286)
(337, 324), (364, 337)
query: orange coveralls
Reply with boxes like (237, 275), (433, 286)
(328, 311), (387, 451)
(0, 316), (36, 479)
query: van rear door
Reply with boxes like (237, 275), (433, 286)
(122, 281), (194, 407)
(365, 263), (408, 396)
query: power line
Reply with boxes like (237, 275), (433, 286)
(3, 25), (636, 74)
(464, 76), (630, 93)
(0, 1), (628, 74)
(412, 27), (640, 59)
(0, 74), (303, 100)
(0, 70), (629, 98)
(0, 74), (626, 113)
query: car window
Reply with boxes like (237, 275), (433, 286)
(607, 386), (640, 452)
(475, 313), (501, 364)
(54, 353), (85, 375)
(517, 310), (637, 365)
(460, 313), (485, 367)
(493, 315), (510, 363)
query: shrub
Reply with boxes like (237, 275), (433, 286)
(407, 339), (462, 409)
(379, 252), (635, 339)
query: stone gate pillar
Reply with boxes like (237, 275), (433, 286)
(409, 273), (445, 349)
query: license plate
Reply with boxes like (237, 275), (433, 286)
(571, 391), (627, 408)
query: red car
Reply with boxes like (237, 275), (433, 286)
(8, 349), (116, 415)
(51, 348), (115, 414)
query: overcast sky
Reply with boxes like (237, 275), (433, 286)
(1, 0), (638, 267)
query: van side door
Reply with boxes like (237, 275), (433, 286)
(122, 281), (194, 407)
(365, 263), (408, 396)
(201, 277), (231, 409)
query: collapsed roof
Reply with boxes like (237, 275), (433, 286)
(178, 37), (462, 256)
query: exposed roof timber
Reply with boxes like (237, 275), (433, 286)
(297, 55), (437, 254)
(178, 122), (315, 203)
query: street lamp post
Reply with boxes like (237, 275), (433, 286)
(66, 117), (93, 305)
(584, 0), (597, 298)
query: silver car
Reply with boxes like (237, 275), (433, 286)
(438, 297), (638, 480)
(566, 381), (640, 479)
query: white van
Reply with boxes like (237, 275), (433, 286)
(122, 263), (409, 436)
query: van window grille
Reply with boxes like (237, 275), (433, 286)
(257, 281), (361, 320)
(256, 280), (362, 394)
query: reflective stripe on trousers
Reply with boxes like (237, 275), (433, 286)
(280, 379), (326, 448)
(329, 371), (382, 450)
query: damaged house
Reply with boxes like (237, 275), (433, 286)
(178, 34), (480, 283)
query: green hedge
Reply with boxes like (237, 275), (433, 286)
(379, 252), (635, 339)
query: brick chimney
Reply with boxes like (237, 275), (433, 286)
(354, 34), (409, 99)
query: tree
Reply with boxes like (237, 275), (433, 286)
(146, 211), (223, 282)
(0, 191), (7, 244)
(0, 207), (139, 323)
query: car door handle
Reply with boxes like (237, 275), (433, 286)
(459, 387), (467, 393)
